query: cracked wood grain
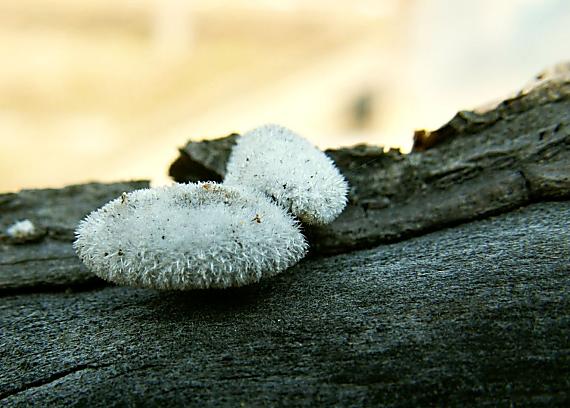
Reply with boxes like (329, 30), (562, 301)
(1, 202), (568, 406)
(0, 364), (113, 401)
(2, 70), (570, 293)
(0, 181), (149, 293)
(170, 73), (570, 254)
(0, 66), (569, 407)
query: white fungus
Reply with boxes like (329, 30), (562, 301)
(75, 124), (350, 290)
(74, 182), (308, 290)
(6, 219), (36, 239)
(224, 124), (348, 225)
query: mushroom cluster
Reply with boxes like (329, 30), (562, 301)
(74, 125), (348, 289)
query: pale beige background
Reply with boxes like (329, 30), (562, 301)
(0, 0), (568, 192)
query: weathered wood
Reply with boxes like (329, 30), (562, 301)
(170, 73), (570, 254)
(1, 202), (568, 406)
(1, 71), (568, 292)
(168, 134), (238, 183)
(0, 181), (148, 292)
(1, 67), (569, 406)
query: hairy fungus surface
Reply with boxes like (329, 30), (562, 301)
(74, 182), (308, 289)
(224, 124), (349, 225)
(6, 219), (36, 238)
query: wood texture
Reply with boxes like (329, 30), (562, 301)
(170, 74), (570, 254)
(1, 69), (569, 406)
(1, 202), (568, 406)
(0, 181), (149, 292)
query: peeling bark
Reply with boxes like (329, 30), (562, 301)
(170, 74), (570, 254)
(1, 68), (569, 407)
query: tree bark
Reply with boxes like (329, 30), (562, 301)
(170, 72), (570, 254)
(1, 68), (569, 406)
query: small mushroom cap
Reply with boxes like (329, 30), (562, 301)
(6, 219), (36, 238)
(224, 124), (348, 225)
(74, 182), (307, 290)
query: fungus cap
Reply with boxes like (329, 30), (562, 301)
(224, 124), (348, 225)
(74, 182), (308, 289)
(6, 219), (36, 238)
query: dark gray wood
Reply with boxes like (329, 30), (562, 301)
(0, 181), (149, 292)
(170, 75), (570, 254)
(1, 69), (569, 407)
(1, 202), (568, 406)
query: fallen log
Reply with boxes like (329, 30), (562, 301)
(1, 67), (569, 406)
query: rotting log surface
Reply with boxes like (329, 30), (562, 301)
(1, 202), (569, 406)
(170, 71), (570, 254)
(0, 181), (149, 292)
(1, 68), (569, 406)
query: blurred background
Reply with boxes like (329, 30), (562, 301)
(0, 0), (568, 192)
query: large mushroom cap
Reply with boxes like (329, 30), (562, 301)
(74, 182), (307, 289)
(224, 124), (349, 225)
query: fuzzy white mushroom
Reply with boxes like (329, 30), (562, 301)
(6, 219), (36, 239)
(224, 124), (348, 225)
(74, 182), (308, 290)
